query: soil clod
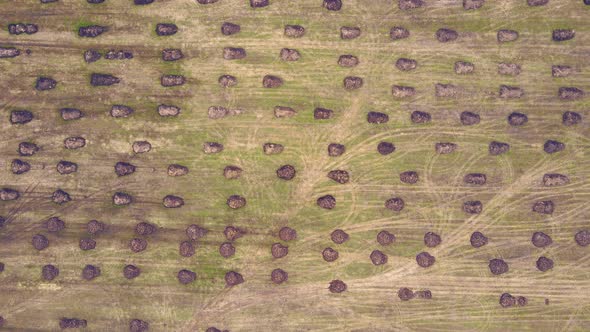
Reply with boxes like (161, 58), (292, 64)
(158, 104), (181, 117)
(168, 164), (188, 177)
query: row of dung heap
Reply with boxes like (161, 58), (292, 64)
(1, 0), (590, 331)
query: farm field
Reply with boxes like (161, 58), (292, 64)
(0, 0), (589, 331)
